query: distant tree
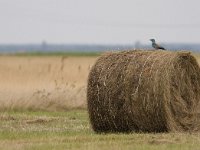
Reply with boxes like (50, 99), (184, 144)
(41, 40), (47, 51)
(135, 40), (141, 49)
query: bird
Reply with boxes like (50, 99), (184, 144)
(150, 39), (166, 50)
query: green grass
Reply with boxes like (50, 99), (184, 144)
(6, 51), (101, 57)
(0, 110), (200, 150)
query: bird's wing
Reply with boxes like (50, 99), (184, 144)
(155, 43), (165, 50)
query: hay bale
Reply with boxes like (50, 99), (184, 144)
(87, 50), (200, 133)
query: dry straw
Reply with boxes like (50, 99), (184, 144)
(87, 50), (200, 133)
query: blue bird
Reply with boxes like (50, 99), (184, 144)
(150, 39), (165, 50)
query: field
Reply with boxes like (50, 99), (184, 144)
(0, 55), (97, 111)
(1, 110), (200, 150)
(1, 53), (200, 149)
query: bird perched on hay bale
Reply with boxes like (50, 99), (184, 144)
(150, 39), (165, 50)
(87, 50), (200, 133)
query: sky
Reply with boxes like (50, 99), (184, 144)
(0, 0), (200, 45)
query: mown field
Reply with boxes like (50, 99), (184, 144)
(1, 110), (200, 150)
(1, 52), (200, 149)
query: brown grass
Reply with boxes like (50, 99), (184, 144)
(1, 52), (200, 113)
(87, 50), (200, 133)
(0, 55), (97, 111)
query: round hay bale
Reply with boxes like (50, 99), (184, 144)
(87, 50), (200, 133)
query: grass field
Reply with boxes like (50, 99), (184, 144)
(0, 55), (97, 111)
(1, 110), (200, 150)
(1, 52), (200, 149)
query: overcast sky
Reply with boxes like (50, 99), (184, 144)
(0, 0), (200, 44)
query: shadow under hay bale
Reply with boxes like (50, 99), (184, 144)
(87, 50), (200, 133)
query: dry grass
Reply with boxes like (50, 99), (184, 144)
(1, 53), (200, 149)
(0, 55), (97, 111)
(87, 50), (200, 133)
(0, 52), (200, 112)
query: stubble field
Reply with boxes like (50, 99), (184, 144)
(1, 53), (200, 150)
